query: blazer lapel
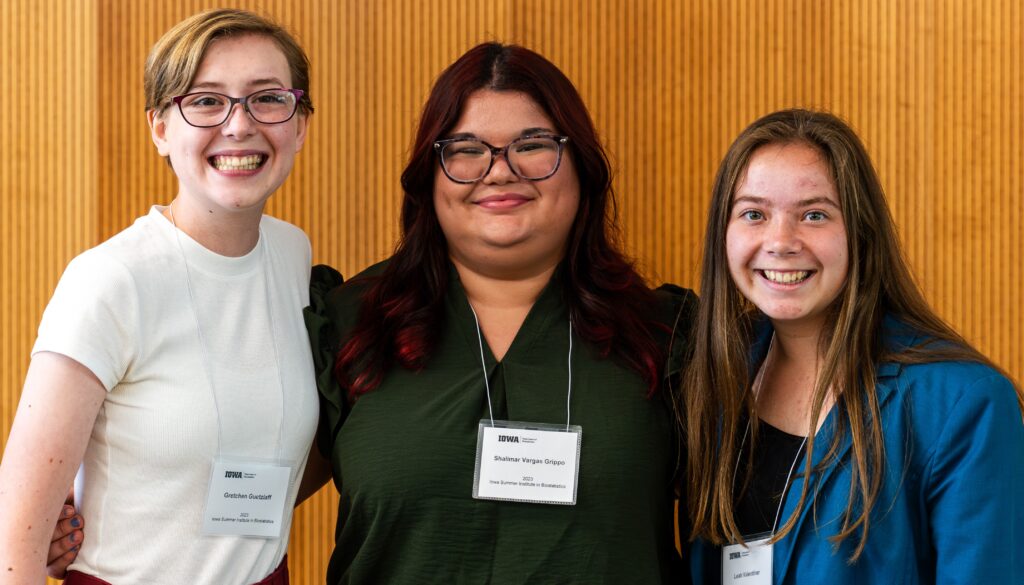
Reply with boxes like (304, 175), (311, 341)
(772, 361), (902, 580)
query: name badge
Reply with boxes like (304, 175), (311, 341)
(202, 458), (292, 538)
(472, 420), (582, 505)
(722, 534), (773, 585)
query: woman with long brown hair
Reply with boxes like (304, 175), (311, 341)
(306, 42), (695, 583)
(682, 108), (1023, 583)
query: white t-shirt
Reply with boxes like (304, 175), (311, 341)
(33, 206), (319, 585)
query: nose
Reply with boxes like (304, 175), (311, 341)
(221, 103), (256, 137)
(765, 218), (802, 255)
(482, 149), (518, 185)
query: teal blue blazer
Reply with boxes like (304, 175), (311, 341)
(685, 317), (1024, 584)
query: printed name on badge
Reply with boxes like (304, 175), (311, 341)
(203, 459), (292, 538)
(722, 536), (773, 585)
(473, 420), (582, 506)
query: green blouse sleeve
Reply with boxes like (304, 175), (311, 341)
(304, 264), (346, 457)
(654, 283), (699, 381)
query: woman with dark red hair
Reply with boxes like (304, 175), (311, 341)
(306, 42), (696, 583)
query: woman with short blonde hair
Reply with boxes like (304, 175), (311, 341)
(0, 9), (317, 584)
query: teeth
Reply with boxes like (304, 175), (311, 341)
(212, 154), (263, 171)
(763, 270), (810, 284)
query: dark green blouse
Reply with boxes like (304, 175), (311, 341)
(305, 262), (696, 585)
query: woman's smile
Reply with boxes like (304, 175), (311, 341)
(208, 151), (268, 174)
(434, 89), (579, 273)
(758, 269), (814, 286)
(726, 142), (848, 334)
(472, 192), (534, 210)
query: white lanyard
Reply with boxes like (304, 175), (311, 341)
(468, 303), (573, 429)
(733, 423), (807, 536)
(733, 335), (808, 536)
(167, 205), (287, 461)
(722, 335), (808, 584)
(468, 301), (582, 506)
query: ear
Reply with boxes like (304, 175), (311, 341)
(147, 109), (172, 157)
(293, 113), (310, 154)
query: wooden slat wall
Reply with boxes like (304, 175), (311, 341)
(1, 0), (99, 497)
(0, 1), (1018, 583)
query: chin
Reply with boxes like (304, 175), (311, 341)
(218, 190), (273, 210)
(763, 308), (832, 333)
(479, 231), (532, 249)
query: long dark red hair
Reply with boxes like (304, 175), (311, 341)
(336, 42), (663, 397)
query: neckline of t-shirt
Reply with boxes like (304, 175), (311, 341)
(756, 417), (808, 443)
(148, 205), (265, 278)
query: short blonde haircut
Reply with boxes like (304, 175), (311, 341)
(144, 8), (313, 115)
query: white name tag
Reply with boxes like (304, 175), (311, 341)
(722, 535), (773, 585)
(202, 458), (292, 538)
(473, 420), (582, 505)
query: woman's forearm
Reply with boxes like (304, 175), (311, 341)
(0, 352), (106, 581)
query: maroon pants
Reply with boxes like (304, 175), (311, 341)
(64, 554), (289, 585)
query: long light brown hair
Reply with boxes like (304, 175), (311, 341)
(683, 109), (1022, 560)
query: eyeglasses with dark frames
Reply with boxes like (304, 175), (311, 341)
(433, 134), (570, 184)
(170, 88), (305, 128)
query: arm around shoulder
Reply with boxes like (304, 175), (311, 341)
(0, 352), (106, 582)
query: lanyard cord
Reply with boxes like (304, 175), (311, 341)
(168, 204), (287, 461)
(261, 255), (288, 462)
(468, 303), (573, 431)
(734, 334), (809, 536)
(735, 423), (807, 535)
(564, 317), (572, 431)
(470, 304), (496, 426)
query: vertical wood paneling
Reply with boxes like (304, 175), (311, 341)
(0, 1), (1020, 584)
(0, 2), (97, 584)
(1, 0), (97, 452)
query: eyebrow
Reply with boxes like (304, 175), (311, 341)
(520, 127), (556, 136)
(732, 195), (840, 209)
(189, 78), (287, 91)
(444, 127), (559, 141)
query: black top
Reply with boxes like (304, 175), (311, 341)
(733, 419), (807, 537)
